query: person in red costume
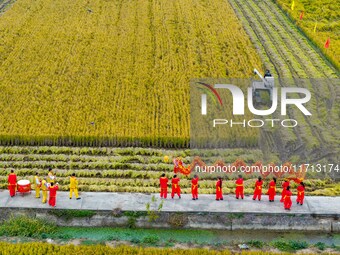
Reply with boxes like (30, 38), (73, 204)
(296, 182), (305, 205)
(191, 175), (199, 200)
(171, 175), (181, 199)
(8, 170), (17, 197)
(280, 179), (290, 202)
(252, 176), (263, 201)
(159, 173), (168, 199)
(284, 186), (292, 210)
(267, 177), (277, 202)
(216, 177), (223, 201)
(48, 182), (59, 207)
(235, 175), (244, 199)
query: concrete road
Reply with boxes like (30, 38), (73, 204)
(0, 190), (339, 215)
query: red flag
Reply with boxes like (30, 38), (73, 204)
(299, 11), (304, 20)
(324, 37), (330, 48)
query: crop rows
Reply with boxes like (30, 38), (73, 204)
(0, 0), (262, 147)
(0, 146), (337, 195)
(228, 0), (340, 164)
(275, 0), (339, 70)
(0, 242), (317, 255)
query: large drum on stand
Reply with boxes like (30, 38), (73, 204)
(17, 180), (31, 195)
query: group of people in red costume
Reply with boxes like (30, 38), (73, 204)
(160, 173), (199, 200)
(160, 174), (305, 210)
(249, 176), (305, 209)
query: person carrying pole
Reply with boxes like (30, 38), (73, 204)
(283, 186), (292, 210)
(267, 177), (276, 202)
(216, 177), (223, 201)
(191, 175), (199, 200)
(235, 175), (244, 199)
(159, 173), (168, 199)
(171, 175), (181, 199)
(252, 176), (263, 201)
(296, 182), (305, 205)
(280, 179), (290, 202)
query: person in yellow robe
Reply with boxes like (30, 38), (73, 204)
(41, 178), (48, 204)
(33, 172), (41, 198)
(47, 167), (55, 184)
(70, 173), (81, 200)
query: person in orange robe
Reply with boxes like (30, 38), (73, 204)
(191, 175), (199, 200)
(267, 177), (277, 202)
(284, 186), (292, 210)
(296, 182), (305, 205)
(8, 170), (17, 197)
(216, 177), (223, 201)
(235, 175), (244, 199)
(171, 175), (181, 199)
(280, 179), (290, 202)
(159, 173), (168, 199)
(252, 176), (263, 201)
(48, 182), (59, 207)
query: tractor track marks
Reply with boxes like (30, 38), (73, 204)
(229, 0), (306, 161)
(228, 0), (339, 163)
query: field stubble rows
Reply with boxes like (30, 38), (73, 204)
(228, 0), (339, 164)
(0, 146), (337, 195)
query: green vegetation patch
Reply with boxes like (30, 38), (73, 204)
(0, 216), (56, 238)
(49, 210), (96, 220)
(271, 239), (309, 251)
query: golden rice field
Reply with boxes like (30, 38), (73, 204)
(275, 0), (340, 70)
(0, 242), (322, 255)
(0, 0), (262, 147)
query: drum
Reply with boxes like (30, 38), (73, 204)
(17, 180), (31, 194)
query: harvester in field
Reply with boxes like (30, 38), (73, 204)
(252, 68), (274, 105)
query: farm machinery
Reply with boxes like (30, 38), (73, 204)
(252, 68), (274, 105)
